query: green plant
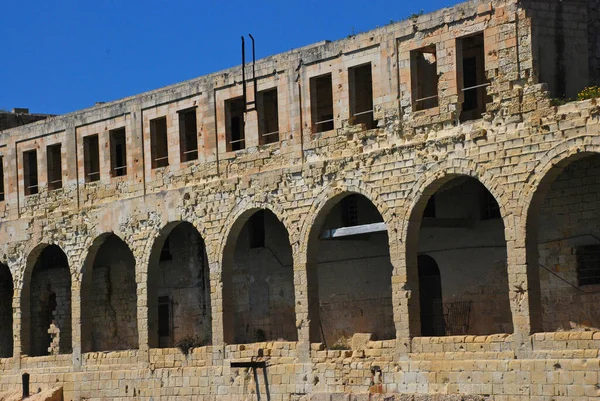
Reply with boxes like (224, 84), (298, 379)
(577, 86), (600, 101)
(175, 335), (206, 356)
(550, 97), (571, 107)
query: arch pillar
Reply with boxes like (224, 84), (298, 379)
(391, 239), (414, 358)
(71, 276), (82, 370)
(135, 252), (149, 362)
(291, 250), (314, 362)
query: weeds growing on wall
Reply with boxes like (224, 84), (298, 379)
(175, 335), (207, 356)
(577, 86), (600, 101)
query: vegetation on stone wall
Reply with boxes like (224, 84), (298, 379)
(577, 86), (600, 101)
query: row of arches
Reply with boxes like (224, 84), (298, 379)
(0, 152), (598, 357)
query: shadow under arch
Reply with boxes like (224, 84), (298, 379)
(404, 174), (512, 338)
(0, 262), (13, 358)
(221, 207), (296, 344)
(81, 233), (138, 352)
(21, 243), (71, 356)
(305, 191), (395, 346)
(525, 151), (600, 332)
(147, 221), (211, 349)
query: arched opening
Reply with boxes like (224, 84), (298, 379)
(0, 263), (13, 358)
(81, 234), (138, 352)
(22, 245), (71, 356)
(530, 153), (600, 331)
(418, 255), (444, 336)
(410, 177), (512, 336)
(222, 209), (296, 344)
(147, 222), (211, 349)
(307, 193), (394, 347)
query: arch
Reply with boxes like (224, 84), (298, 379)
(221, 206), (297, 344)
(21, 243), (71, 356)
(404, 173), (513, 337)
(0, 262), (13, 358)
(524, 146), (600, 332)
(81, 233), (138, 352)
(305, 190), (395, 345)
(147, 221), (212, 349)
(418, 254), (444, 336)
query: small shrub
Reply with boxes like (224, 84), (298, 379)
(175, 335), (206, 356)
(577, 86), (600, 101)
(551, 97), (571, 107)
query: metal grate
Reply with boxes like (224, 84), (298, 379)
(576, 245), (600, 286)
(443, 300), (472, 335)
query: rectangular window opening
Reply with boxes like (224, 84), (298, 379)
(411, 46), (439, 111)
(110, 128), (127, 177)
(576, 245), (600, 286)
(0, 157), (4, 202)
(249, 210), (266, 249)
(225, 97), (246, 152)
(150, 117), (169, 169)
(47, 143), (62, 191)
(349, 63), (375, 129)
(23, 149), (38, 196)
(179, 108), (198, 162)
(458, 33), (491, 122)
(310, 74), (334, 133)
(158, 296), (171, 338)
(257, 88), (279, 145)
(83, 135), (100, 183)
(341, 195), (359, 227)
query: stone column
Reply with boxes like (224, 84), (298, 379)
(136, 253), (149, 365)
(393, 233), (417, 359)
(70, 278), (82, 370)
(292, 255), (313, 363)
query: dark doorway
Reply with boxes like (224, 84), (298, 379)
(418, 254), (445, 336)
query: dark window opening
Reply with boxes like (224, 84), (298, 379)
(423, 195), (436, 218)
(150, 117), (169, 168)
(83, 135), (100, 183)
(47, 143), (62, 191)
(576, 245), (600, 286)
(411, 46), (439, 111)
(249, 210), (265, 249)
(418, 254), (445, 336)
(0, 157), (5, 201)
(310, 74), (334, 133)
(23, 149), (38, 196)
(226, 98), (246, 152)
(110, 128), (127, 177)
(458, 33), (491, 122)
(179, 108), (198, 162)
(257, 88), (279, 145)
(160, 238), (172, 261)
(349, 63), (375, 129)
(341, 195), (359, 227)
(158, 296), (171, 337)
(481, 190), (501, 220)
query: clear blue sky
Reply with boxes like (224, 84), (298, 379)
(0, 0), (460, 115)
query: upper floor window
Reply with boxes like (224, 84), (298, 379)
(83, 134), (100, 183)
(225, 97), (246, 152)
(150, 117), (169, 169)
(576, 245), (600, 286)
(458, 33), (490, 122)
(310, 74), (334, 133)
(47, 143), (62, 191)
(411, 45), (439, 111)
(349, 63), (375, 129)
(178, 108), (198, 162)
(109, 128), (127, 177)
(23, 149), (38, 196)
(0, 157), (4, 202)
(257, 88), (279, 145)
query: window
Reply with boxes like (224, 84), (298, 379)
(158, 296), (171, 337)
(225, 97), (246, 151)
(411, 45), (439, 111)
(310, 74), (334, 133)
(109, 128), (127, 177)
(349, 63), (375, 129)
(150, 117), (169, 168)
(248, 210), (265, 248)
(257, 88), (279, 145)
(83, 135), (100, 183)
(23, 150), (38, 196)
(178, 108), (198, 162)
(458, 33), (490, 122)
(47, 143), (62, 191)
(576, 246), (600, 286)
(341, 195), (359, 227)
(0, 157), (4, 201)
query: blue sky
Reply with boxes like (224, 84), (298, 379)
(0, 0), (460, 115)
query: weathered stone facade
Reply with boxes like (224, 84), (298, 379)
(1, 0), (600, 399)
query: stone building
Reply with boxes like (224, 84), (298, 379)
(0, 0), (600, 399)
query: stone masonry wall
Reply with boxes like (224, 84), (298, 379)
(0, 0), (599, 400)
